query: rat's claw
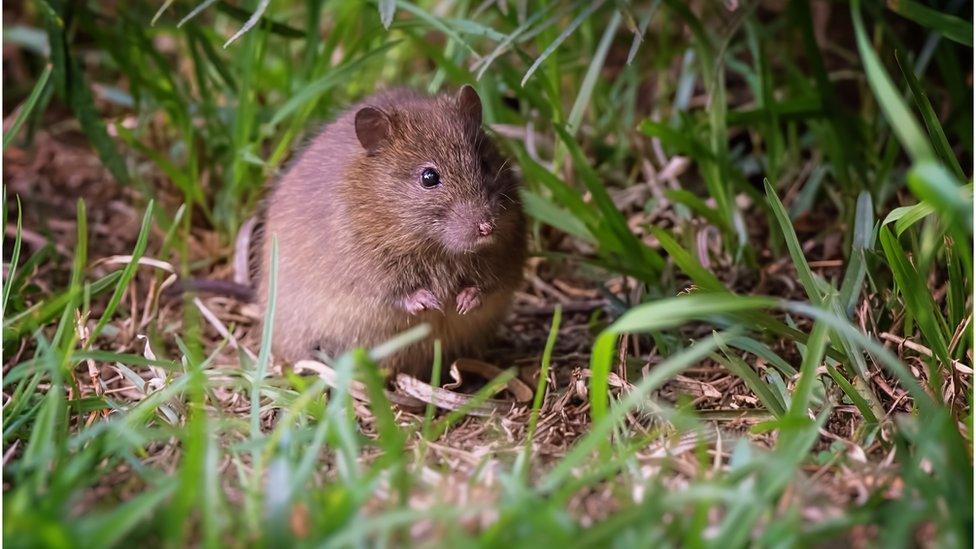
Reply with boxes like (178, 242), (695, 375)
(404, 289), (442, 315)
(456, 286), (482, 315)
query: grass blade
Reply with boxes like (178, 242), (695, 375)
(547, 331), (732, 490)
(566, 9), (620, 135)
(519, 189), (595, 243)
(625, 1), (660, 65)
(852, 0), (936, 163)
(885, 202), (936, 236)
(610, 294), (778, 335)
(378, 0), (395, 29)
(77, 474), (177, 547)
(887, 0), (973, 46)
(713, 351), (787, 417)
(787, 320), (829, 418)
(223, 0), (271, 47)
(395, 0), (477, 56)
(2, 197), (24, 314)
(269, 41), (397, 127)
(521, 0), (606, 86)
(526, 306), (562, 447)
(838, 192), (875, 316)
(896, 50), (966, 182)
(87, 201), (154, 344)
(878, 226), (951, 386)
(589, 295), (776, 421)
(764, 178), (822, 303)
(250, 236), (278, 491)
(651, 227), (725, 292)
(906, 163), (973, 234)
(3, 63), (52, 152)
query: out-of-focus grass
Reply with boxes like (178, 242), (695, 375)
(2, 0), (972, 546)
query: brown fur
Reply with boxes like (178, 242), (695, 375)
(256, 87), (526, 376)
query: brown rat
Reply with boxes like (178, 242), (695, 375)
(256, 85), (526, 376)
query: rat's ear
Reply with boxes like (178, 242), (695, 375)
(457, 85), (482, 126)
(355, 106), (391, 153)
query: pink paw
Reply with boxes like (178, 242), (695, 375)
(403, 289), (442, 315)
(456, 286), (482, 315)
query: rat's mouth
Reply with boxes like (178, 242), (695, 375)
(442, 233), (494, 255)
(441, 212), (498, 254)
(474, 233), (495, 246)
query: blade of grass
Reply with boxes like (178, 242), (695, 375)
(725, 335), (798, 377)
(87, 201), (154, 344)
(421, 339), (443, 439)
(324, 354), (362, 487)
(395, 0), (477, 56)
(215, 1), (304, 38)
(590, 295), (776, 421)
(713, 351), (787, 417)
(249, 236), (278, 501)
(609, 294), (778, 335)
(3, 63), (52, 152)
(906, 162), (973, 234)
(519, 189), (595, 243)
(286, 378), (330, 495)
(839, 192), (875, 316)
(546, 330), (732, 491)
(852, 0), (936, 163)
(223, 0), (271, 47)
(878, 226), (950, 389)
(356, 349), (408, 503)
(378, 0), (395, 29)
(426, 370), (518, 440)
(20, 340), (63, 486)
(782, 301), (933, 411)
(521, 0), (606, 86)
(52, 199), (87, 357)
(566, 9), (620, 135)
(651, 227), (725, 292)
(625, 1), (660, 65)
(178, 0), (218, 27)
(887, 0), (973, 46)
(764, 178), (823, 303)
(268, 41), (397, 128)
(367, 323), (431, 362)
(884, 202), (937, 236)
(788, 320), (829, 418)
(895, 50), (966, 182)
(554, 125), (664, 273)
(473, 1), (563, 80)
(2, 197), (24, 314)
(524, 305), (562, 452)
(38, 5), (131, 188)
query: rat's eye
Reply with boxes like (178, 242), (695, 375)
(420, 167), (441, 188)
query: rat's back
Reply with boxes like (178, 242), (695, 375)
(256, 99), (362, 362)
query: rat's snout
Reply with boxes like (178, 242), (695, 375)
(441, 200), (498, 253)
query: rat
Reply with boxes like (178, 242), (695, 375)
(254, 85), (526, 377)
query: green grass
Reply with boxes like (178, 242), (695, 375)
(2, 0), (973, 546)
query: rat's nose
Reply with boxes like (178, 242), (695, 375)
(477, 221), (494, 237)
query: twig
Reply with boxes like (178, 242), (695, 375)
(193, 297), (257, 362)
(879, 332), (972, 374)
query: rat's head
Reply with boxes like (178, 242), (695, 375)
(351, 86), (520, 255)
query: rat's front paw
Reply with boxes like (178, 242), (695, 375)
(455, 286), (482, 315)
(403, 289), (442, 315)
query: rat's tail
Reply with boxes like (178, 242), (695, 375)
(165, 279), (255, 302)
